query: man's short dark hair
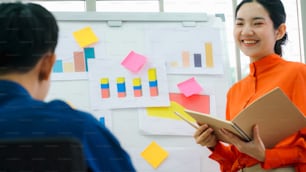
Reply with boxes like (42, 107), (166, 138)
(0, 2), (59, 74)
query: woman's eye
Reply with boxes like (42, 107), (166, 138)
(235, 22), (243, 26)
(254, 22), (263, 26)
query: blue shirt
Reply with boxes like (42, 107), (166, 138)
(0, 80), (135, 172)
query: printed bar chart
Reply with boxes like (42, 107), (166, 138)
(145, 27), (223, 75)
(53, 47), (95, 73)
(88, 59), (169, 109)
(98, 68), (161, 99)
(169, 42), (215, 69)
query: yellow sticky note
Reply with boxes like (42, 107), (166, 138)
(146, 101), (196, 123)
(141, 141), (168, 169)
(72, 27), (99, 48)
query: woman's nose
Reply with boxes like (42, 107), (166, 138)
(241, 25), (254, 35)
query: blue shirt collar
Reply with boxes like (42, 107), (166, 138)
(0, 80), (30, 97)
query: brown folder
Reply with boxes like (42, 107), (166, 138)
(182, 87), (306, 148)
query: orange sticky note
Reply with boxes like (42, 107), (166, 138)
(73, 27), (99, 48)
(141, 141), (168, 169)
(177, 77), (203, 97)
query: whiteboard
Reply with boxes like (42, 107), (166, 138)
(46, 12), (231, 172)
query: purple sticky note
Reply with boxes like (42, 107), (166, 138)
(177, 77), (203, 97)
(121, 51), (146, 73)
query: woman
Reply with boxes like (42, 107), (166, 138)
(194, 0), (306, 171)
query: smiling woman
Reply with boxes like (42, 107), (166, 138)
(193, 0), (306, 171)
(237, 0), (303, 79)
(234, 1), (287, 62)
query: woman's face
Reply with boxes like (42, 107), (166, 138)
(234, 2), (279, 62)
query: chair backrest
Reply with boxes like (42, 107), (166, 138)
(0, 137), (87, 172)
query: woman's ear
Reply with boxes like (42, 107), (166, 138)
(276, 23), (286, 40)
(38, 52), (56, 81)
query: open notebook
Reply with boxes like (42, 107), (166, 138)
(176, 87), (306, 148)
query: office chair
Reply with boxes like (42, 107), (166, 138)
(0, 137), (87, 172)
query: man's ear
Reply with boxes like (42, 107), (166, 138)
(276, 23), (286, 40)
(38, 52), (56, 81)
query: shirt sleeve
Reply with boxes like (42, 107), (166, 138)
(209, 142), (237, 172)
(261, 128), (306, 170)
(209, 142), (260, 172)
(261, 71), (306, 170)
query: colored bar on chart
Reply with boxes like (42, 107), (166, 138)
(63, 62), (74, 72)
(181, 51), (190, 67)
(53, 60), (63, 73)
(116, 77), (126, 98)
(169, 61), (179, 67)
(205, 42), (214, 67)
(194, 53), (202, 67)
(73, 51), (86, 72)
(133, 78), (142, 97)
(148, 68), (158, 96)
(100, 78), (110, 98)
(99, 117), (105, 126)
(84, 47), (95, 72)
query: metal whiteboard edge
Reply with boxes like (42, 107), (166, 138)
(53, 12), (208, 22)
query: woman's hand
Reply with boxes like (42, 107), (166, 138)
(193, 124), (217, 148)
(219, 124), (266, 162)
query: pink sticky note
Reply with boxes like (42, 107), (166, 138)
(177, 77), (203, 97)
(121, 51), (146, 73)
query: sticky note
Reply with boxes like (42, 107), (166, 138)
(121, 51), (146, 73)
(177, 77), (203, 97)
(73, 27), (99, 48)
(141, 141), (168, 169)
(146, 101), (196, 122)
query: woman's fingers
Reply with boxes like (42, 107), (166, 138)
(194, 124), (217, 147)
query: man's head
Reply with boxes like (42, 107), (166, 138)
(0, 2), (58, 74)
(0, 2), (59, 100)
